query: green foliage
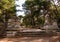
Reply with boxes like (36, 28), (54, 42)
(0, 0), (15, 9)
(0, 0), (16, 36)
(22, 0), (49, 27)
(23, 0), (60, 28)
(0, 0), (16, 21)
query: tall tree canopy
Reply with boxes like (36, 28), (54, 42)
(0, 0), (16, 36)
(23, 0), (60, 28)
(0, 0), (16, 22)
(23, 0), (51, 27)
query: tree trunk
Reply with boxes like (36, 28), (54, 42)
(1, 14), (8, 37)
(31, 17), (35, 27)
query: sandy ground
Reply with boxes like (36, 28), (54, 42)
(0, 36), (60, 42)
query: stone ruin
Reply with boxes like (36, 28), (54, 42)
(43, 14), (59, 32)
(6, 16), (20, 37)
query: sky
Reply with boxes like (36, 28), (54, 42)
(15, 0), (25, 16)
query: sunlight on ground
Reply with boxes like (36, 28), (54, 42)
(52, 36), (59, 39)
(0, 39), (12, 42)
(0, 36), (60, 42)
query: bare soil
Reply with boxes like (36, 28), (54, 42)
(0, 36), (60, 42)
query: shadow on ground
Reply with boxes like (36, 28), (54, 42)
(0, 36), (60, 42)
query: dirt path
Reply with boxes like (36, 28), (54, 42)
(0, 36), (60, 42)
